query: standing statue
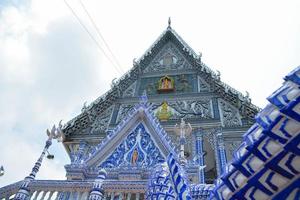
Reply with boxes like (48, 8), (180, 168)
(131, 148), (139, 165)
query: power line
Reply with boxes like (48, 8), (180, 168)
(79, 0), (124, 74)
(63, 0), (123, 75)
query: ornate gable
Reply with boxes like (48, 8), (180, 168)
(143, 42), (193, 73)
(62, 25), (260, 141)
(79, 100), (178, 171)
(100, 123), (164, 168)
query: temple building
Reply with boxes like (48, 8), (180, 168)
(1, 21), (300, 200)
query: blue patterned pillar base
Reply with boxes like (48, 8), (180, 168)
(216, 131), (227, 175)
(88, 169), (107, 200)
(14, 139), (53, 200)
(210, 66), (300, 200)
(195, 131), (205, 184)
(146, 154), (192, 200)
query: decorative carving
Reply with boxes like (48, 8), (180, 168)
(177, 74), (192, 92)
(116, 104), (135, 124)
(203, 131), (216, 150)
(122, 81), (137, 97)
(219, 100), (242, 127)
(227, 141), (241, 157)
(90, 106), (113, 134)
(63, 28), (259, 137)
(167, 99), (213, 119)
(146, 83), (156, 95)
(100, 123), (164, 168)
(143, 43), (193, 73)
(198, 76), (210, 92)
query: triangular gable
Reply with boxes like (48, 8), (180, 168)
(99, 122), (165, 168)
(84, 100), (178, 169)
(62, 26), (260, 137)
(137, 27), (199, 64)
(142, 42), (194, 73)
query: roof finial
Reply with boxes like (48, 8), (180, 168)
(168, 17), (171, 28)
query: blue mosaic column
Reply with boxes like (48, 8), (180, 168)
(194, 131), (205, 184)
(216, 130), (227, 175)
(73, 140), (88, 164)
(88, 169), (107, 200)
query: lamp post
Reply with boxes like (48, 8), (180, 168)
(174, 118), (192, 165)
(14, 122), (63, 200)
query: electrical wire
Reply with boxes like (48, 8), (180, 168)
(79, 0), (124, 74)
(63, 0), (123, 75)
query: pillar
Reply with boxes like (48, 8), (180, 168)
(110, 192), (114, 200)
(14, 139), (52, 200)
(194, 130), (205, 184)
(88, 169), (107, 200)
(73, 140), (88, 164)
(215, 129), (227, 175)
(135, 193), (140, 200)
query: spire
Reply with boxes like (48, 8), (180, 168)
(168, 17), (171, 28)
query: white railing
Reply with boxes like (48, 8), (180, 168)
(0, 180), (93, 200)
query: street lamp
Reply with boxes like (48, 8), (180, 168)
(14, 121), (63, 200)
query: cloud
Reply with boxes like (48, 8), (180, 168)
(0, 0), (110, 186)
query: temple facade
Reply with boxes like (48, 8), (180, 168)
(2, 22), (299, 200)
(60, 23), (258, 197)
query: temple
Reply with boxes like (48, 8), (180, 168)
(1, 21), (300, 200)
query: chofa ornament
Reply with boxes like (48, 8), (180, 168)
(46, 120), (64, 141)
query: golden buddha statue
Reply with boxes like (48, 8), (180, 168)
(156, 101), (173, 121)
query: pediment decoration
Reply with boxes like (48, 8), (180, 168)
(153, 99), (213, 120)
(99, 123), (164, 168)
(143, 42), (193, 73)
(81, 101), (178, 171)
(157, 75), (175, 93)
(90, 106), (113, 134)
(122, 81), (137, 97)
(218, 99), (242, 127)
(62, 28), (259, 138)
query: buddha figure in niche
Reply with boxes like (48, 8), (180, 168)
(162, 77), (171, 89)
(131, 148), (139, 165)
(158, 76), (174, 92)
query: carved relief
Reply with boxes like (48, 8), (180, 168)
(153, 99), (213, 120)
(198, 76), (210, 92)
(177, 74), (192, 92)
(143, 43), (193, 73)
(122, 81), (137, 97)
(116, 104), (135, 123)
(100, 123), (164, 168)
(227, 141), (241, 157)
(90, 106), (113, 134)
(219, 100), (242, 127)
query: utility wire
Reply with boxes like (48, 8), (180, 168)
(63, 0), (123, 75)
(79, 0), (124, 74)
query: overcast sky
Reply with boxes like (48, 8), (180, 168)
(0, 0), (299, 186)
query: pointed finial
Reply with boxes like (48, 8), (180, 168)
(168, 17), (171, 28)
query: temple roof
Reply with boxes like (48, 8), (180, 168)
(62, 25), (260, 136)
